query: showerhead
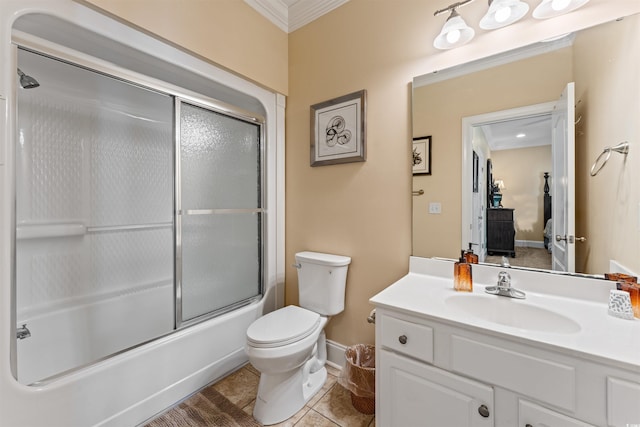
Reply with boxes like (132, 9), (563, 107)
(17, 68), (40, 89)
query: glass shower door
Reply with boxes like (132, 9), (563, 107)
(15, 49), (175, 384)
(177, 101), (263, 324)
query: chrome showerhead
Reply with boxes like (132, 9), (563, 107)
(17, 68), (40, 89)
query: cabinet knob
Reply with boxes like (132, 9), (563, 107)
(478, 404), (490, 418)
(398, 335), (407, 345)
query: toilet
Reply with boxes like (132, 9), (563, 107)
(245, 251), (351, 425)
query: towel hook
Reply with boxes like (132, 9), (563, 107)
(589, 141), (629, 177)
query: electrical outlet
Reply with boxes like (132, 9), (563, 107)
(429, 202), (442, 214)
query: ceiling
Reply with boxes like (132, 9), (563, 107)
(479, 114), (552, 151)
(244, 0), (349, 33)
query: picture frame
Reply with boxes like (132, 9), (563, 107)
(412, 136), (431, 175)
(310, 90), (366, 166)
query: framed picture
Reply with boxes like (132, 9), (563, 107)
(310, 90), (366, 166)
(412, 136), (431, 175)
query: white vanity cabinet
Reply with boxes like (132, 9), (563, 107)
(375, 308), (640, 427)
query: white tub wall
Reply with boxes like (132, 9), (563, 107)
(17, 282), (174, 385)
(0, 1), (284, 426)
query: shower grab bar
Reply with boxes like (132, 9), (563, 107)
(590, 141), (629, 177)
(16, 223), (86, 240)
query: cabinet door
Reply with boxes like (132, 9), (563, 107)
(379, 350), (494, 427)
(518, 400), (595, 427)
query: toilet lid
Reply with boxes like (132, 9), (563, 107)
(247, 305), (321, 348)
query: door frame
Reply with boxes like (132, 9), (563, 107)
(461, 102), (556, 257)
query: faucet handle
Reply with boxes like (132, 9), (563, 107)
(497, 271), (511, 288)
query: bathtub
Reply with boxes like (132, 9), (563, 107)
(4, 294), (267, 426)
(16, 282), (175, 385)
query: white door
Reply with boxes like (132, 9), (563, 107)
(471, 151), (487, 261)
(379, 350), (494, 427)
(551, 82), (576, 272)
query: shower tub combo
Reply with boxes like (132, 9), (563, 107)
(0, 2), (284, 426)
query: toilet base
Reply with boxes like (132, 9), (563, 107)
(253, 365), (328, 425)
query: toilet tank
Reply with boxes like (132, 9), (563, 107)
(295, 251), (351, 316)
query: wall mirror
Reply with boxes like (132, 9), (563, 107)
(412, 13), (639, 277)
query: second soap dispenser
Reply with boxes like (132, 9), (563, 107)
(454, 250), (473, 292)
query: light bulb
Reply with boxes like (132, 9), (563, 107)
(494, 6), (512, 23)
(446, 29), (461, 44)
(551, 0), (571, 11)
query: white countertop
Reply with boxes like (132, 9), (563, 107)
(370, 257), (640, 372)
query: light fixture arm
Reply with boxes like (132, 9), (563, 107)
(434, 0), (476, 16)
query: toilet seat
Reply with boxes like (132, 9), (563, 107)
(247, 305), (321, 348)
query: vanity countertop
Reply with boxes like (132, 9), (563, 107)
(370, 257), (640, 372)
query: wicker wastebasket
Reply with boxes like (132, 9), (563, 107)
(339, 344), (376, 414)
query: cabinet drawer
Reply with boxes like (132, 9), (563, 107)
(380, 315), (433, 363)
(487, 208), (513, 221)
(451, 335), (575, 411)
(519, 399), (594, 427)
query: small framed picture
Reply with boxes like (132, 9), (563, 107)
(412, 136), (431, 175)
(310, 90), (366, 166)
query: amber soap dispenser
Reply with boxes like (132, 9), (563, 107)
(454, 251), (473, 292)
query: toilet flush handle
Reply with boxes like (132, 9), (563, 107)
(292, 263), (302, 269)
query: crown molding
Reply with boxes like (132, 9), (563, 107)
(244, 0), (349, 33)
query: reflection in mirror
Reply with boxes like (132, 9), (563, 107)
(412, 14), (640, 276)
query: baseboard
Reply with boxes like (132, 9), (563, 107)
(515, 240), (545, 249)
(326, 339), (346, 370)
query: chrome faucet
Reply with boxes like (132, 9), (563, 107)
(485, 270), (526, 299)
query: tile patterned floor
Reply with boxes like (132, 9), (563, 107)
(212, 364), (375, 427)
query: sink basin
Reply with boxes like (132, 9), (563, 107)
(445, 293), (581, 334)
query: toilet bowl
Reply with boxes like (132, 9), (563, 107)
(245, 251), (350, 425)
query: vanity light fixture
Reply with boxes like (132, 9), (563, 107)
(479, 0), (530, 30)
(533, 0), (590, 19)
(434, 0), (475, 50)
(434, 0), (589, 50)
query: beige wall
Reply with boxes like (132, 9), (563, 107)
(573, 15), (640, 274)
(79, 0), (288, 94)
(492, 146), (552, 242)
(412, 50), (572, 259)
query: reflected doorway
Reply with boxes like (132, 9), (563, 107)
(462, 102), (557, 270)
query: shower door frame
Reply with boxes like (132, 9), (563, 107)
(174, 97), (266, 329)
(11, 36), (267, 382)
